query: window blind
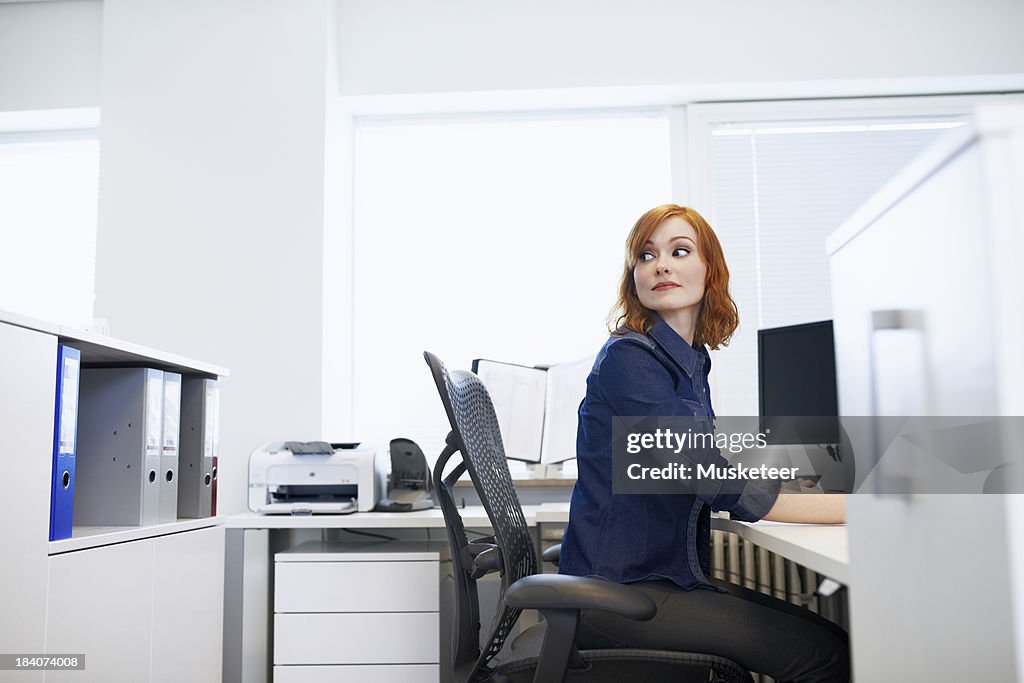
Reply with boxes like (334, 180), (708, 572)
(707, 118), (965, 416)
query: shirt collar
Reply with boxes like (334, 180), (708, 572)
(647, 314), (710, 379)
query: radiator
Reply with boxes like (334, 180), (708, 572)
(710, 530), (847, 683)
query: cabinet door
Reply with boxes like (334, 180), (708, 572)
(0, 323), (57, 682)
(45, 540), (155, 683)
(151, 526), (225, 682)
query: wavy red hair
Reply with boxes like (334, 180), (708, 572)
(610, 204), (739, 350)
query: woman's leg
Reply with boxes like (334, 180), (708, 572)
(576, 579), (849, 683)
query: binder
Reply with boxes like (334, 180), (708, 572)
(472, 355), (592, 464)
(49, 345), (81, 541)
(75, 367), (164, 526)
(211, 455), (218, 516)
(160, 372), (182, 523)
(179, 377), (218, 518)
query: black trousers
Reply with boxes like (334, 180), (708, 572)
(576, 578), (850, 683)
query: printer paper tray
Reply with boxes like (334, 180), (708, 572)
(257, 501), (358, 515)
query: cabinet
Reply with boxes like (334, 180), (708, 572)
(273, 541), (442, 682)
(827, 104), (1024, 681)
(0, 321), (57, 683)
(0, 312), (228, 683)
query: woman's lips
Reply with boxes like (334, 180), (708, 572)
(653, 282), (680, 291)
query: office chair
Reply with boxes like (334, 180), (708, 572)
(424, 351), (753, 683)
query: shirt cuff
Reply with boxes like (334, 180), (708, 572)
(726, 478), (782, 522)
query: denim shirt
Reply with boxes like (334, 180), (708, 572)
(559, 316), (780, 590)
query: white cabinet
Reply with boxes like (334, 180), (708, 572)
(273, 541), (442, 682)
(827, 104), (1024, 681)
(46, 540), (155, 682)
(151, 526), (226, 682)
(0, 322), (59, 683)
(0, 313), (228, 683)
(44, 526), (225, 683)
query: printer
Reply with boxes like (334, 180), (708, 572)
(248, 441), (382, 514)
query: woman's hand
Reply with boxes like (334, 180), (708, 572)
(760, 493), (846, 524)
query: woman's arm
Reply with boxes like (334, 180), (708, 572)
(760, 494), (846, 524)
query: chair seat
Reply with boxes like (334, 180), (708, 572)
(488, 619), (753, 683)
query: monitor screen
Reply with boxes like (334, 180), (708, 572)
(758, 320), (839, 445)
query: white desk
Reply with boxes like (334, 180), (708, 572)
(534, 502), (850, 586)
(713, 518), (849, 586)
(223, 504), (849, 682)
(225, 507), (510, 531)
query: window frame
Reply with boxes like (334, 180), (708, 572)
(683, 93), (1024, 403)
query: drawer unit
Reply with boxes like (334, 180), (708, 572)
(275, 559), (439, 613)
(272, 664), (438, 683)
(273, 540), (443, 682)
(275, 612), (439, 664)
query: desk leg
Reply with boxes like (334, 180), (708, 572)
(223, 527), (245, 683)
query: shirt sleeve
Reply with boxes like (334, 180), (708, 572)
(596, 339), (779, 522)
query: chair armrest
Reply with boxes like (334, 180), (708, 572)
(541, 543), (561, 565)
(505, 573), (656, 621)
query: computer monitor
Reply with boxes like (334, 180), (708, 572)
(758, 320), (839, 445)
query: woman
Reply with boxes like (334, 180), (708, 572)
(558, 204), (849, 682)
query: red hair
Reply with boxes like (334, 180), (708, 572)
(610, 204), (739, 350)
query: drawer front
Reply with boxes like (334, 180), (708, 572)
(273, 664), (438, 683)
(275, 560), (438, 613)
(274, 613), (439, 665)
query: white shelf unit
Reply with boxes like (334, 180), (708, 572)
(272, 540), (444, 683)
(0, 311), (228, 682)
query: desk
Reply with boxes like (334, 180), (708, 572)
(534, 502), (850, 586)
(713, 519), (850, 587)
(223, 506), (848, 682)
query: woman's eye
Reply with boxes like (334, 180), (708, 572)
(638, 252), (655, 262)
(672, 247), (691, 257)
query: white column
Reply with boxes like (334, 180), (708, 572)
(94, 0), (330, 518)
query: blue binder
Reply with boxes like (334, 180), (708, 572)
(50, 345), (81, 541)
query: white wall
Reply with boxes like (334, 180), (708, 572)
(333, 0), (1024, 97)
(0, 0), (102, 111)
(4, 0), (1024, 508)
(7, 0), (1024, 114)
(93, 0), (329, 519)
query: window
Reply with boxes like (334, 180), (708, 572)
(350, 111), (671, 457)
(686, 95), (1017, 416)
(0, 129), (100, 328)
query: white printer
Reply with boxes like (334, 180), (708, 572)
(248, 441), (382, 514)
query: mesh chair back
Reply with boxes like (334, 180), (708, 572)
(425, 352), (538, 678)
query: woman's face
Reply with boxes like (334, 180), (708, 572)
(633, 216), (707, 318)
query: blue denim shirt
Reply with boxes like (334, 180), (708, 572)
(559, 316), (780, 590)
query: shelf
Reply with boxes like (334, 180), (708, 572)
(0, 309), (228, 378)
(0, 309), (60, 336)
(48, 517), (223, 555)
(59, 327), (229, 378)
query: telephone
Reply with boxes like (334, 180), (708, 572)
(374, 437), (434, 512)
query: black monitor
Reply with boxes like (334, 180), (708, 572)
(758, 320), (839, 445)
